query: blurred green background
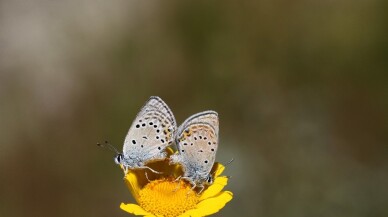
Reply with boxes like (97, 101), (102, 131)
(1, 1), (387, 217)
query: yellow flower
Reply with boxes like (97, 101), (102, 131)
(119, 149), (233, 217)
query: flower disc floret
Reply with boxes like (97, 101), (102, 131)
(138, 179), (199, 217)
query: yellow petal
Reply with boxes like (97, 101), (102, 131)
(120, 164), (147, 189)
(212, 163), (225, 178)
(124, 171), (141, 201)
(199, 176), (228, 201)
(120, 203), (154, 216)
(183, 191), (233, 217)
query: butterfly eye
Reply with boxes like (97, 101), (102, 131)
(114, 154), (122, 164)
(207, 175), (213, 184)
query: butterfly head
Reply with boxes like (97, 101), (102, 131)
(205, 174), (214, 185)
(114, 153), (124, 165)
(192, 172), (214, 186)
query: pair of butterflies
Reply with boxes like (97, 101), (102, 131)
(114, 96), (219, 190)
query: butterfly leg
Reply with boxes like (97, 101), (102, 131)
(124, 166), (128, 175)
(173, 180), (181, 192)
(187, 183), (197, 196)
(171, 175), (182, 192)
(145, 171), (151, 182)
(139, 166), (163, 174)
(184, 178), (197, 196)
(197, 184), (205, 195)
(174, 175), (182, 182)
(190, 182), (197, 191)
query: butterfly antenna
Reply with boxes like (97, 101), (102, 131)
(225, 158), (234, 166)
(210, 158), (234, 177)
(97, 141), (120, 154)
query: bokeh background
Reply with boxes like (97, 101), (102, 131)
(1, 1), (387, 217)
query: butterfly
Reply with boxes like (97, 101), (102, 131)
(115, 96), (177, 174)
(170, 111), (219, 193)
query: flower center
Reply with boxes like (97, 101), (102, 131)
(138, 178), (199, 217)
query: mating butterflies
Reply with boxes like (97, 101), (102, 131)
(112, 96), (220, 192)
(115, 96), (177, 174)
(170, 111), (219, 192)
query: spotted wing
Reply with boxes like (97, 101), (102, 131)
(175, 111), (219, 177)
(177, 111), (218, 136)
(123, 96), (176, 162)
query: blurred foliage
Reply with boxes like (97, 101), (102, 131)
(0, 0), (387, 217)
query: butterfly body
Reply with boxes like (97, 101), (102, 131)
(116, 96), (176, 174)
(170, 111), (219, 191)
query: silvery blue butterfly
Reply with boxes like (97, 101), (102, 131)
(115, 96), (177, 174)
(170, 111), (219, 192)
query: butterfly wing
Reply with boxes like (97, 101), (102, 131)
(175, 111), (219, 179)
(123, 96), (177, 164)
(177, 110), (218, 137)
